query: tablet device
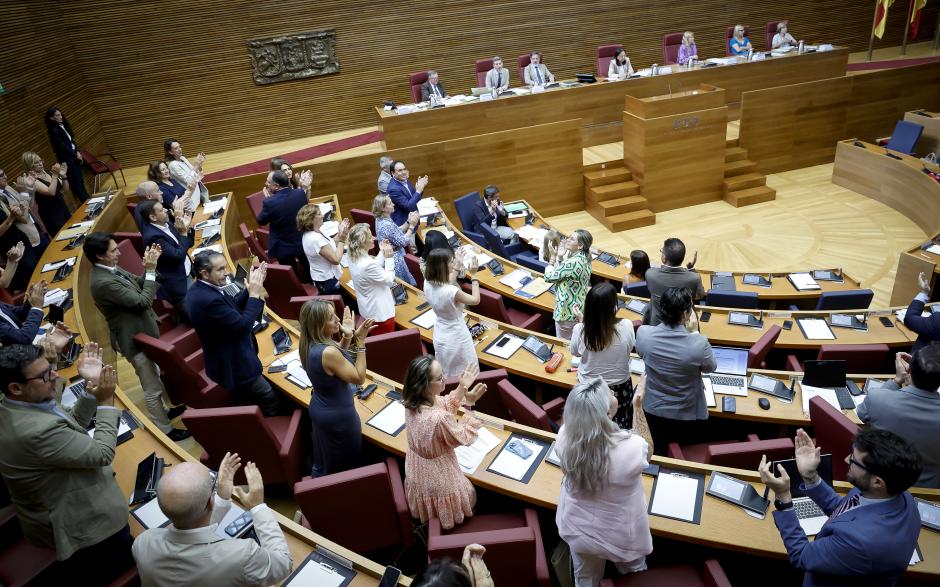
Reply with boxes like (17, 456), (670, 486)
(916, 498), (940, 532)
(521, 335), (552, 362)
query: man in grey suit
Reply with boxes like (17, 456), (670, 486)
(523, 51), (555, 85)
(84, 232), (189, 441)
(485, 56), (510, 93)
(133, 453), (293, 586)
(420, 70), (448, 102)
(0, 344), (134, 582)
(857, 344), (940, 488)
(643, 237), (704, 325)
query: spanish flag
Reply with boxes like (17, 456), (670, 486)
(910, 0), (928, 39)
(874, 0), (895, 39)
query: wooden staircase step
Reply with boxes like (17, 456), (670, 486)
(724, 185), (777, 207)
(589, 195), (649, 216)
(723, 172), (766, 194)
(724, 159), (758, 177)
(583, 166), (631, 187)
(725, 138), (739, 148)
(725, 147), (747, 162)
(588, 181), (641, 201)
(603, 209), (657, 231)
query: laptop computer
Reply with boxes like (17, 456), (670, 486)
(803, 360), (859, 409)
(221, 264), (249, 297)
(772, 455), (833, 535)
(708, 346), (749, 395)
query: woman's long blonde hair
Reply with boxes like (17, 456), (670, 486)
(560, 377), (626, 493)
(298, 299), (338, 370)
(347, 223), (372, 261)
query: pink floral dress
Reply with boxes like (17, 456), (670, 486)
(405, 390), (481, 529)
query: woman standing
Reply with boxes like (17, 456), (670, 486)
(622, 250), (651, 290)
(635, 287), (716, 454)
(147, 161), (198, 208)
(544, 229), (593, 339)
(607, 48), (635, 80)
(297, 204), (349, 295)
(373, 194), (419, 286)
(403, 357), (487, 529)
(20, 152), (70, 237)
(570, 282), (636, 429)
(347, 223), (397, 335)
(424, 248), (479, 377)
(556, 377), (653, 586)
(164, 138), (209, 206)
(677, 31), (699, 65)
(299, 300), (374, 477)
(44, 108), (90, 202)
(270, 157), (311, 194)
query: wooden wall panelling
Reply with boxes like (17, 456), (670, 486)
(905, 111), (940, 155)
(55, 1), (936, 166)
(846, 62), (940, 141)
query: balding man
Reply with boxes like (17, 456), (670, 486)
(134, 181), (175, 229)
(419, 70), (448, 102)
(133, 453), (292, 586)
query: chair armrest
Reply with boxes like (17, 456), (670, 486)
(541, 397), (565, 422)
(384, 457), (414, 547)
(504, 241), (527, 257)
(464, 230), (487, 249)
(703, 559), (733, 587)
(785, 354), (802, 372)
(667, 442), (686, 459)
(278, 409), (306, 483)
(524, 508), (551, 587)
(519, 312), (546, 333)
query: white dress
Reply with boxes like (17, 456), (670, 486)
(423, 281), (478, 377)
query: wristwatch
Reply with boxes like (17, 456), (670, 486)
(774, 499), (793, 511)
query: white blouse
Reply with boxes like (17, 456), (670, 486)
(349, 253), (396, 322)
(302, 231), (343, 283)
(608, 58), (634, 79)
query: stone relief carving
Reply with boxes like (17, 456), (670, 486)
(247, 29), (339, 85)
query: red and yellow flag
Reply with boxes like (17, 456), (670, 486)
(910, 0), (928, 39)
(874, 0), (895, 39)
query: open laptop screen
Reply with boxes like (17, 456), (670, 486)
(803, 360), (847, 388)
(712, 346), (748, 376)
(773, 454), (833, 498)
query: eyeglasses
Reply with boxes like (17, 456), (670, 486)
(24, 366), (56, 383)
(847, 454), (871, 473)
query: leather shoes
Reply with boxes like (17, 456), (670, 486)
(166, 405), (187, 420)
(167, 428), (191, 441)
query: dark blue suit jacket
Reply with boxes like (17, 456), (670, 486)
(186, 281), (264, 389)
(134, 202), (175, 231)
(772, 482), (920, 586)
(386, 178), (422, 225)
(903, 296), (940, 355)
(256, 187), (306, 261)
(0, 303), (43, 346)
(141, 222), (194, 301)
(466, 199), (509, 235)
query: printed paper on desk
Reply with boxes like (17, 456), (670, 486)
(416, 199), (440, 215)
(131, 497), (170, 529)
(195, 218), (221, 228)
(286, 560), (346, 587)
(702, 377), (717, 407)
(515, 225), (547, 244)
(488, 437), (543, 481)
(41, 257), (77, 273)
(630, 358), (645, 375)
(191, 244), (223, 257)
(649, 471), (699, 522)
(366, 400), (406, 436)
(320, 221), (339, 238)
(798, 318), (835, 340)
(499, 268), (531, 290)
(411, 309), (437, 330)
(788, 273), (820, 291)
(43, 289), (68, 307)
(317, 202), (333, 217)
(286, 363), (312, 388)
(800, 384), (841, 416)
(272, 350), (301, 366)
(517, 277), (552, 298)
(926, 244), (940, 255)
(202, 199), (227, 215)
(484, 333), (524, 359)
(426, 226), (454, 239)
(455, 426), (501, 473)
(88, 418), (132, 438)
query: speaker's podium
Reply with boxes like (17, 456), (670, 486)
(623, 83), (728, 212)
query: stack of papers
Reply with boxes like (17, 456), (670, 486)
(797, 318), (835, 340)
(41, 257), (76, 273)
(55, 223), (93, 241)
(498, 268), (532, 289)
(416, 199), (440, 216)
(316, 202), (332, 217)
(516, 276), (552, 299)
(320, 221), (339, 238)
(366, 401), (406, 436)
(43, 289), (69, 307)
(800, 384), (841, 415)
(925, 244), (940, 255)
(202, 198), (228, 215)
(706, 57), (736, 66)
(426, 227), (454, 239)
(629, 358), (646, 375)
(515, 225), (548, 245)
(194, 218), (221, 229)
(788, 273), (820, 291)
(455, 426), (502, 473)
(191, 243), (223, 257)
(270, 350), (312, 388)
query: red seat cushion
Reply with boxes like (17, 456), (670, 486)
(607, 564), (703, 586)
(0, 540), (57, 586)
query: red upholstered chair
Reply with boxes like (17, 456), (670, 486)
(765, 20), (784, 51)
(405, 253), (424, 290)
(428, 508), (551, 587)
(113, 231), (144, 256)
(133, 330), (231, 408)
(239, 223), (271, 263)
(748, 324), (781, 369)
(785, 343), (890, 373)
(80, 147), (126, 192)
(293, 457), (414, 553)
(113, 237), (179, 334)
(262, 264), (321, 320)
(349, 208), (377, 235)
(115, 237), (145, 275)
(726, 25), (751, 56)
(809, 395), (858, 481)
(596, 44), (621, 77)
(469, 286), (546, 332)
(408, 71), (428, 103)
(475, 58), (494, 87)
(663, 32), (684, 65)
(0, 507), (57, 587)
(246, 190), (265, 220)
(668, 435), (794, 470)
(496, 380), (564, 432)
(126, 201), (137, 221)
(443, 369), (512, 420)
(182, 405), (307, 486)
(365, 329), (426, 383)
(599, 559), (732, 587)
(517, 54), (532, 84)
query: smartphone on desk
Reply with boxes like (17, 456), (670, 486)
(379, 566), (402, 587)
(722, 397), (736, 413)
(700, 311), (711, 322)
(782, 320), (793, 330)
(416, 301), (431, 311)
(268, 364), (287, 374)
(879, 316), (894, 328)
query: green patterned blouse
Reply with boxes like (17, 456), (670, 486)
(543, 252), (592, 322)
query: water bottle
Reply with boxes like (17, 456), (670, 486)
(746, 49), (753, 61)
(650, 64), (658, 76)
(798, 40), (805, 54)
(688, 58), (696, 69)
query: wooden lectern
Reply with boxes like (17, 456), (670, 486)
(623, 83), (727, 211)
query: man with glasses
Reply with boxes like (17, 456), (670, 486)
(133, 452), (292, 586)
(759, 428), (922, 585)
(0, 343), (135, 583)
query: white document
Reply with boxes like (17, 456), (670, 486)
(416, 198), (440, 215)
(426, 226), (454, 239)
(649, 471), (699, 522)
(41, 257), (77, 273)
(702, 378), (717, 407)
(800, 384), (842, 416)
(498, 268), (531, 290)
(200, 225), (221, 238)
(191, 244), (223, 257)
(43, 289), (68, 307)
(788, 272), (820, 291)
(911, 548), (922, 566)
(515, 225), (548, 245)
(316, 202), (333, 217)
(411, 309), (437, 330)
(88, 418), (131, 438)
(484, 333), (525, 359)
(488, 437), (543, 481)
(367, 401), (406, 435)
(202, 199), (228, 215)
(288, 561), (346, 587)
(272, 350), (301, 366)
(86, 196), (106, 205)
(459, 245), (492, 267)
(926, 244), (940, 255)
(132, 498), (170, 529)
(286, 363), (312, 388)
(630, 358), (646, 375)
(798, 318), (835, 340)
(455, 426), (502, 473)
(194, 218), (221, 228)
(320, 221), (339, 238)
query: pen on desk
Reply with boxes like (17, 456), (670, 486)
(476, 335), (489, 346)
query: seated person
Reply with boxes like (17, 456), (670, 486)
(608, 47), (634, 79)
(134, 181), (175, 229)
(677, 31), (698, 65)
(523, 51), (554, 86)
(420, 70), (448, 102)
(467, 185), (515, 242)
(858, 346), (940, 488)
(772, 21), (798, 49)
(729, 24), (753, 56)
(485, 56), (510, 93)
(622, 250), (651, 289)
(902, 272), (939, 354)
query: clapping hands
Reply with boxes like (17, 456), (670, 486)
(415, 175), (429, 192)
(6, 242), (24, 263)
(143, 244), (162, 271)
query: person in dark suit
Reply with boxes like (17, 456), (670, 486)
(419, 70), (448, 102)
(44, 107), (91, 202)
(466, 185), (515, 243)
(643, 237), (704, 325)
(760, 428), (922, 586)
(257, 170), (310, 279)
(134, 181), (176, 229)
(139, 199), (194, 321)
(386, 160), (428, 226)
(186, 252), (281, 416)
(902, 271), (940, 354)
(0, 281), (47, 345)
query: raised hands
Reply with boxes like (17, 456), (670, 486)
(143, 243), (162, 271)
(458, 362), (480, 390)
(299, 169), (313, 189)
(233, 461), (265, 509)
(354, 317), (374, 346)
(77, 342), (103, 384)
(195, 152), (206, 167)
(26, 280), (47, 308)
(336, 218), (351, 242)
(758, 454), (791, 499)
(340, 306), (355, 340)
(6, 242), (24, 263)
(15, 174), (36, 194)
(686, 250), (698, 270)
(918, 271), (930, 295)
(47, 322), (73, 353)
(58, 162), (68, 177)
(379, 239), (394, 258)
(50, 163), (62, 177)
(415, 175), (429, 192)
(406, 211), (420, 229)
(88, 364), (117, 406)
(794, 428), (821, 483)
(215, 452), (243, 500)
(246, 262), (268, 298)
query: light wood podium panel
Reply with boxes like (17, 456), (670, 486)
(905, 109), (940, 155)
(623, 85), (727, 211)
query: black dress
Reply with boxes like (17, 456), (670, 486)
(305, 343), (362, 477)
(35, 176), (71, 237)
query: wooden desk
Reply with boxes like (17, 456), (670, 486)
(377, 49), (849, 149)
(905, 109), (940, 155)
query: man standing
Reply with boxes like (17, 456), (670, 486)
(257, 170), (310, 278)
(186, 252), (281, 415)
(377, 156), (393, 195)
(419, 70), (448, 102)
(134, 181), (177, 229)
(386, 160), (428, 226)
(467, 185), (515, 243)
(902, 271), (940, 354)
(760, 428), (922, 585)
(139, 199), (194, 321)
(485, 56), (510, 93)
(84, 232), (190, 440)
(643, 237), (704, 325)
(133, 453), (292, 586)
(0, 344), (134, 583)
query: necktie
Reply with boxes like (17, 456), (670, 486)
(535, 66), (543, 85)
(433, 84), (441, 98)
(827, 493), (860, 523)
